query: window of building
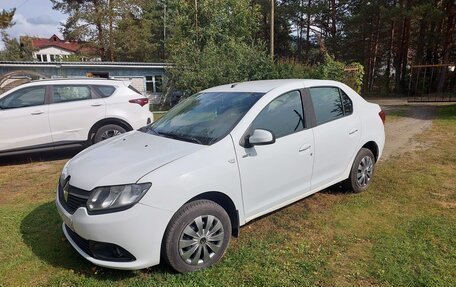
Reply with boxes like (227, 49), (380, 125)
(50, 55), (55, 62)
(145, 75), (164, 94)
(146, 76), (154, 93)
(155, 75), (163, 93)
(251, 90), (305, 138)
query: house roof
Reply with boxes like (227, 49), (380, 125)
(30, 34), (83, 53)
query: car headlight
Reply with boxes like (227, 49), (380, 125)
(87, 183), (151, 213)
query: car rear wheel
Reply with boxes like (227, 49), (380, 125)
(94, 124), (126, 143)
(345, 148), (376, 193)
(162, 200), (231, 273)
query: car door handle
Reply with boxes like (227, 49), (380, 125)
(31, 111), (44, 115)
(91, 103), (102, 107)
(349, 129), (358, 135)
(299, 145), (311, 152)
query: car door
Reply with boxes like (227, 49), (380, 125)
(308, 86), (361, 189)
(48, 84), (106, 143)
(233, 90), (315, 220)
(0, 85), (52, 151)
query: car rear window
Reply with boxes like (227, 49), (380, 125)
(128, 85), (141, 95)
(94, 85), (116, 97)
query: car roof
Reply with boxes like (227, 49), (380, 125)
(201, 79), (345, 94)
(10, 78), (127, 88)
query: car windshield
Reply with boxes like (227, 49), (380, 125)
(143, 92), (264, 145)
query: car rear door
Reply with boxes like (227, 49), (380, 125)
(233, 90), (315, 220)
(0, 85), (52, 151)
(48, 84), (106, 143)
(308, 86), (361, 189)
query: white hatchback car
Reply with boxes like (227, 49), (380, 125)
(0, 78), (152, 156)
(56, 80), (385, 272)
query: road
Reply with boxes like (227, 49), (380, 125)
(371, 98), (436, 161)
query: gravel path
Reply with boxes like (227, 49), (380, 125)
(369, 99), (436, 161)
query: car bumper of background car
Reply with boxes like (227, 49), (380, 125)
(55, 194), (174, 270)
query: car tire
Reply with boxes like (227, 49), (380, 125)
(162, 200), (232, 273)
(93, 124), (126, 143)
(345, 148), (376, 193)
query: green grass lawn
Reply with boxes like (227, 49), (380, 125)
(152, 111), (167, 121)
(1, 105), (455, 287)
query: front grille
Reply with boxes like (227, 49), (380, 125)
(59, 179), (90, 214)
(65, 224), (93, 256)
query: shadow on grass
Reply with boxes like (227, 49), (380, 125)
(0, 148), (82, 167)
(20, 201), (173, 281)
(436, 104), (456, 121)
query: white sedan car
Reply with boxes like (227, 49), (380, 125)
(56, 80), (385, 272)
(0, 78), (152, 156)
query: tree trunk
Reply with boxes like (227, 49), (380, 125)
(400, 13), (410, 92)
(330, 0), (336, 36)
(108, 0), (115, 62)
(370, 14), (381, 91)
(415, 19), (426, 64)
(305, 0), (311, 59)
(437, 1), (454, 92)
(297, 0), (304, 61)
(385, 17), (395, 93)
(393, 2), (404, 92)
(94, 0), (105, 61)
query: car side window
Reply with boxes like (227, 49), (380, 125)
(53, 85), (92, 103)
(309, 87), (345, 125)
(341, 90), (353, 115)
(94, 85), (116, 97)
(0, 86), (46, 109)
(251, 90), (305, 138)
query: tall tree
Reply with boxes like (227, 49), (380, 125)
(166, 0), (273, 94)
(52, 0), (160, 61)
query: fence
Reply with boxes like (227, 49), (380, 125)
(408, 64), (456, 102)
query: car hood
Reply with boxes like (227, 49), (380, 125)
(66, 131), (204, 191)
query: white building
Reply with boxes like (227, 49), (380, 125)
(29, 34), (99, 62)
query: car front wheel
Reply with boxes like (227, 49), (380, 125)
(162, 200), (231, 273)
(345, 148), (376, 193)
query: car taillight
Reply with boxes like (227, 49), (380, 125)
(129, 98), (149, 107)
(379, 110), (386, 124)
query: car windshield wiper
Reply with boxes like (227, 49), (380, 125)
(157, 131), (203, 145)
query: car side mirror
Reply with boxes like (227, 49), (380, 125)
(247, 129), (276, 147)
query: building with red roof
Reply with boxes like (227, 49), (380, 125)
(27, 34), (100, 62)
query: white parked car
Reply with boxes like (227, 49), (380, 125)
(56, 80), (385, 272)
(0, 78), (152, 156)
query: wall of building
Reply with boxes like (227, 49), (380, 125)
(33, 47), (73, 62)
(0, 62), (168, 97)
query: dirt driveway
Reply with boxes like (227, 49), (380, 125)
(369, 98), (437, 161)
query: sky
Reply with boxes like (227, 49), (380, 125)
(0, 0), (67, 48)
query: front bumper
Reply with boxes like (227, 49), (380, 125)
(56, 189), (174, 270)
